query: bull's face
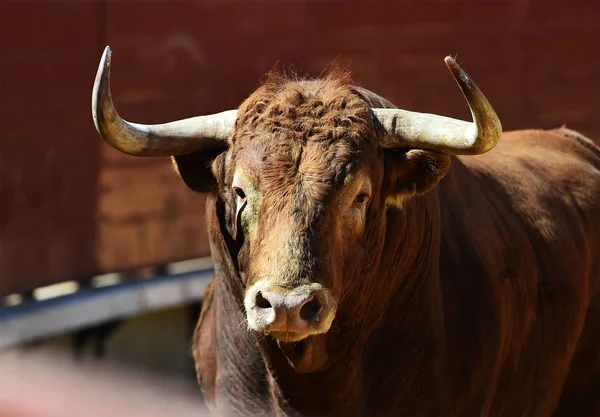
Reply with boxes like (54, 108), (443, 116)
(218, 80), (384, 345)
(92, 47), (501, 373)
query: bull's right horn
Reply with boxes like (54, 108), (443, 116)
(92, 45), (236, 157)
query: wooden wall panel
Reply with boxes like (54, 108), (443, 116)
(0, 0), (103, 294)
(96, 162), (210, 272)
(1, 0), (599, 295)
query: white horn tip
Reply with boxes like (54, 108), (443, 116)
(100, 45), (111, 71)
(92, 45), (113, 135)
(95, 46), (111, 84)
(444, 55), (470, 86)
(444, 55), (460, 71)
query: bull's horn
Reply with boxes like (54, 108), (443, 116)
(373, 56), (502, 155)
(92, 45), (236, 157)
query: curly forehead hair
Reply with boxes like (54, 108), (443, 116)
(233, 67), (376, 146)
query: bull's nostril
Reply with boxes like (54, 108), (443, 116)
(255, 291), (272, 309)
(299, 298), (321, 322)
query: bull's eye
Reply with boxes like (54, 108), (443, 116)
(354, 192), (369, 206)
(233, 186), (246, 200)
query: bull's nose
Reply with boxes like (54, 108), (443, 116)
(245, 284), (336, 339)
(256, 290), (321, 324)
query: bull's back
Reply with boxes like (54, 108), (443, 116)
(437, 126), (600, 415)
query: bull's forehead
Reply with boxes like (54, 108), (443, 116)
(236, 132), (364, 183)
(230, 139), (352, 219)
(230, 79), (378, 193)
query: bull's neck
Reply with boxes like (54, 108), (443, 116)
(355, 191), (450, 412)
(260, 193), (449, 415)
(342, 192), (447, 334)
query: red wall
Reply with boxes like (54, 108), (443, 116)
(1, 0), (599, 295)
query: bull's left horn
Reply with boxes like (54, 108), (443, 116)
(92, 45), (236, 157)
(373, 56), (502, 156)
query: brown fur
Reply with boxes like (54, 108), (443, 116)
(181, 69), (600, 416)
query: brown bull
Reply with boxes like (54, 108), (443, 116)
(92, 46), (600, 416)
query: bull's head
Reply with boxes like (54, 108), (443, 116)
(92, 47), (501, 372)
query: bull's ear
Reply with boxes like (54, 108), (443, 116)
(171, 150), (224, 193)
(384, 149), (451, 206)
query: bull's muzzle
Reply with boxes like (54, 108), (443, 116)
(244, 283), (336, 342)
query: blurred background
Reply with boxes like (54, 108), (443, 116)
(0, 0), (599, 413)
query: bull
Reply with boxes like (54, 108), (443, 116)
(92, 46), (600, 416)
